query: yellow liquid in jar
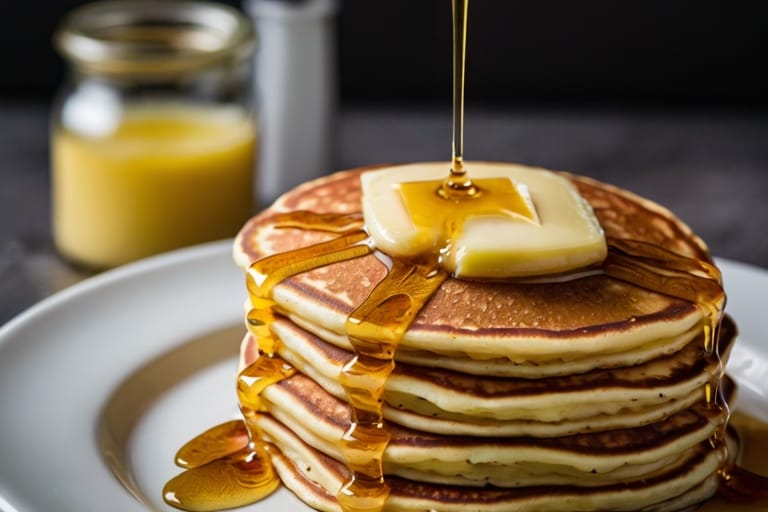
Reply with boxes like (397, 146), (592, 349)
(52, 103), (256, 268)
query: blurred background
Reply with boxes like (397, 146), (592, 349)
(2, 0), (767, 106)
(1, 0), (768, 324)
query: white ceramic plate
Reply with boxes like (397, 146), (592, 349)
(0, 241), (766, 512)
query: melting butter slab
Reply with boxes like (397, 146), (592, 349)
(361, 162), (607, 278)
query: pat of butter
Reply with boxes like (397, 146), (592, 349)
(360, 162), (607, 278)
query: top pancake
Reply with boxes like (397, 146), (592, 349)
(233, 162), (714, 367)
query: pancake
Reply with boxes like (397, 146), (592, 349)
(254, 370), (730, 485)
(260, 411), (730, 512)
(286, 313), (702, 378)
(228, 162), (732, 512)
(233, 164), (711, 372)
(245, 314), (736, 437)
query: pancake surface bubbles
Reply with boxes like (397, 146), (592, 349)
(233, 162), (733, 512)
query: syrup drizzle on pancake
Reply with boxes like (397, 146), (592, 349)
(337, 258), (447, 511)
(163, 194), (767, 511)
(161, 0), (767, 507)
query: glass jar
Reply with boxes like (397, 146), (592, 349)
(52, 0), (257, 269)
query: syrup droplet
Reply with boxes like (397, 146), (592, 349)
(238, 356), (296, 413)
(174, 419), (249, 469)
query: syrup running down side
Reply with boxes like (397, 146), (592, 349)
(337, 258), (447, 511)
(163, 212), (369, 511)
(163, 189), (768, 511)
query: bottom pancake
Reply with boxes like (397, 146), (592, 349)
(260, 412), (731, 512)
(248, 362), (734, 511)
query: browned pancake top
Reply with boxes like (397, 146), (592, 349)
(235, 165), (710, 338)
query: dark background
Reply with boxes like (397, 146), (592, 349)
(1, 0), (767, 108)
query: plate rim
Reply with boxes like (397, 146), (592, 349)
(0, 239), (234, 340)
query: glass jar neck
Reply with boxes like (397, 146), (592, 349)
(55, 1), (255, 78)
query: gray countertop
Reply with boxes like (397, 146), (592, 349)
(1, 100), (767, 326)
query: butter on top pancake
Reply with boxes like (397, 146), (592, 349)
(233, 162), (712, 371)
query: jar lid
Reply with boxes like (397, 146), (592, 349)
(54, 1), (255, 76)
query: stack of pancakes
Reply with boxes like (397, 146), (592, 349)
(233, 164), (735, 512)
